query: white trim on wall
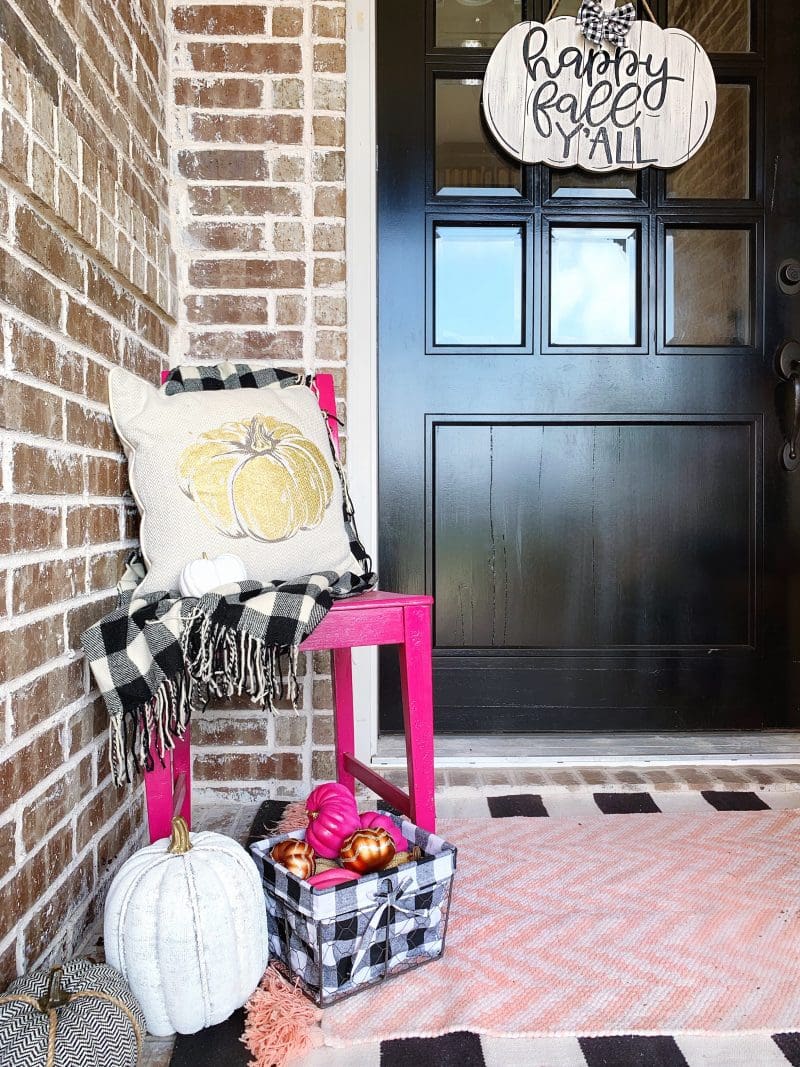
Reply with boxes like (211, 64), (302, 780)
(346, 0), (379, 764)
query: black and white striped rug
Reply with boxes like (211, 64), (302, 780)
(170, 790), (800, 1067)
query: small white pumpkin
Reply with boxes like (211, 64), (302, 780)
(178, 552), (247, 598)
(104, 817), (268, 1036)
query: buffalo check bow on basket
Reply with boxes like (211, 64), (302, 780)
(81, 365), (375, 785)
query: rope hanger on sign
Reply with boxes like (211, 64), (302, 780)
(545, 0), (658, 24)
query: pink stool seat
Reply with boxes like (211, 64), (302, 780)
(144, 372), (436, 842)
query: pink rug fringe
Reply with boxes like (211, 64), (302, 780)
(242, 966), (323, 1067)
(275, 800), (309, 833)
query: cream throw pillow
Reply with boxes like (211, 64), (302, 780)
(109, 367), (360, 595)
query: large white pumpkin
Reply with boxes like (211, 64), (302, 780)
(104, 817), (269, 1036)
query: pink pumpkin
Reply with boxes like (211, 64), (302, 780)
(306, 802), (361, 858)
(306, 782), (357, 816)
(307, 868), (360, 890)
(359, 811), (409, 852)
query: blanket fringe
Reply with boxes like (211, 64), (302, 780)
(242, 966), (322, 1067)
(182, 611), (300, 713)
(109, 617), (301, 785)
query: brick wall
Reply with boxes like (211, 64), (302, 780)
(170, 1), (347, 803)
(0, 0), (175, 985)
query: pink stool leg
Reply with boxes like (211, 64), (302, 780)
(144, 747), (176, 843)
(398, 604), (436, 832)
(331, 647), (356, 796)
(172, 732), (192, 829)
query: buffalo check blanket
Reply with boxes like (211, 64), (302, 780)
(81, 366), (375, 785)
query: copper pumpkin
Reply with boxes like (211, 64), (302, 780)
(339, 828), (396, 875)
(270, 839), (316, 881)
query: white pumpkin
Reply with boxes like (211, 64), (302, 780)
(178, 552), (247, 598)
(104, 817), (268, 1036)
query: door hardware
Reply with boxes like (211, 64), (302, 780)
(777, 259), (800, 295)
(776, 339), (800, 470)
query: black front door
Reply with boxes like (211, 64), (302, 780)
(377, 0), (800, 734)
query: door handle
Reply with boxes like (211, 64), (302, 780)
(777, 339), (800, 471)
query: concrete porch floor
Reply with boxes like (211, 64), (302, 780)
(85, 762), (800, 1067)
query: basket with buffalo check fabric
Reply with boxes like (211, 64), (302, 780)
(250, 816), (456, 1006)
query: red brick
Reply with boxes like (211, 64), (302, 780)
(191, 714), (248, 745)
(188, 258), (305, 288)
(86, 266), (137, 330)
(65, 595), (115, 654)
(0, 618), (65, 687)
(0, 249), (61, 329)
(12, 558), (85, 614)
(186, 222), (264, 252)
(66, 504), (120, 546)
(0, 379), (62, 438)
(314, 43), (345, 73)
(178, 149), (268, 181)
(313, 258), (346, 287)
(276, 294), (305, 325)
(14, 206), (84, 290)
(0, 824), (71, 945)
(313, 5), (345, 38)
(173, 5), (265, 34)
(194, 752), (302, 781)
(85, 456), (128, 497)
(13, 443), (83, 496)
(187, 330), (303, 361)
(0, 822), (14, 882)
(65, 402), (119, 453)
(21, 854), (93, 965)
(1, 111), (27, 182)
(188, 42), (301, 74)
(272, 7), (303, 36)
(76, 775), (128, 853)
(67, 697), (107, 756)
(7, 323), (84, 394)
(0, 503), (61, 553)
(135, 307), (169, 353)
(315, 330), (347, 360)
(312, 115), (344, 147)
(21, 756), (93, 851)
(188, 185), (301, 216)
(86, 548), (127, 593)
(314, 186), (346, 217)
(189, 113), (303, 145)
(0, 940), (16, 992)
(10, 661), (85, 739)
(185, 294), (270, 325)
(174, 77), (262, 109)
(66, 300), (115, 359)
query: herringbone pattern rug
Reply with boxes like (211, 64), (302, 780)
(322, 810), (800, 1046)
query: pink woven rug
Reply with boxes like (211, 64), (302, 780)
(322, 811), (800, 1045)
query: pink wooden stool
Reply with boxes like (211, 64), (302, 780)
(144, 372), (436, 842)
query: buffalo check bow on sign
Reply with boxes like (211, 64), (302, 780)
(482, 0), (717, 172)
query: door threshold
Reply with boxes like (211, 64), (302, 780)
(373, 732), (800, 768)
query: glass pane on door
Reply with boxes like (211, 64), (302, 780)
(550, 169), (638, 200)
(434, 224), (524, 345)
(665, 228), (751, 345)
(436, 0), (522, 48)
(666, 85), (750, 200)
(435, 79), (522, 196)
(550, 227), (638, 346)
(668, 0), (750, 53)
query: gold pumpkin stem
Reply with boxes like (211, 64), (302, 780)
(167, 817), (193, 855)
(37, 967), (71, 1013)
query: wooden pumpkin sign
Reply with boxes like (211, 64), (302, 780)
(483, 0), (716, 172)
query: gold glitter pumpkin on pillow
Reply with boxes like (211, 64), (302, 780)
(108, 366), (367, 596)
(178, 415), (334, 542)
